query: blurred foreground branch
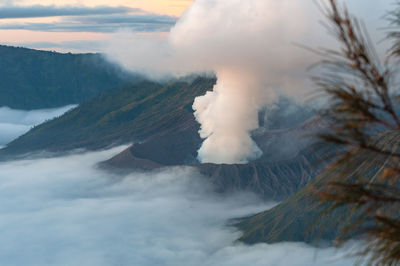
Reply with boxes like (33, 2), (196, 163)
(314, 0), (400, 265)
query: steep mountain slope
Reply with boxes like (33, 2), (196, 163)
(0, 45), (133, 109)
(104, 114), (324, 201)
(195, 149), (321, 201)
(1, 69), (321, 201)
(237, 131), (400, 244)
(105, 128), (322, 200)
(0, 77), (216, 157)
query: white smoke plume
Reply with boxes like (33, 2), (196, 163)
(105, 0), (390, 164)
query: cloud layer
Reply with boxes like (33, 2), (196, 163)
(0, 105), (76, 147)
(0, 147), (359, 265)
(0, 5), (177, 33)
(0, 14), (176, 33)
(0, 5), (137, 19)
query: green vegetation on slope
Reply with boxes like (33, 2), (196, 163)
(237, 131), (400, 244)
(0, 45), (133, 109)
(1, 77), (216, 156)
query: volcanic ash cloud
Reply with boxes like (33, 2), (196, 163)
(171, 0), (313, 164)
(106, 0), (318, 164)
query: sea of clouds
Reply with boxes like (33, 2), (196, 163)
(0, 146), (360, 266)
(0, 105), (76, 148)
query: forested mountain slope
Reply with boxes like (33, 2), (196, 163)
(0, 77), (216, 156)
(237, 131), (400, 244)
(0, 45), (133, 109)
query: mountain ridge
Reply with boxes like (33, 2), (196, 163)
(0, 77), (216, 158)
(0, 45), (134, 109)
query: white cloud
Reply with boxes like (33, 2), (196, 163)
(0, 105), (76, 147)
(0, 147), (360, 265)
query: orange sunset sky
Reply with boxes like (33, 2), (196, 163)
(0, 0), (194, 51)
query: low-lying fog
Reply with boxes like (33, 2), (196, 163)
(0, 105), (76, 148)
(0, 146), (359, 266)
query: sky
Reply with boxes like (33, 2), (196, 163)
(0, 0), (193, 52)
(0, 0), (393, 53)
